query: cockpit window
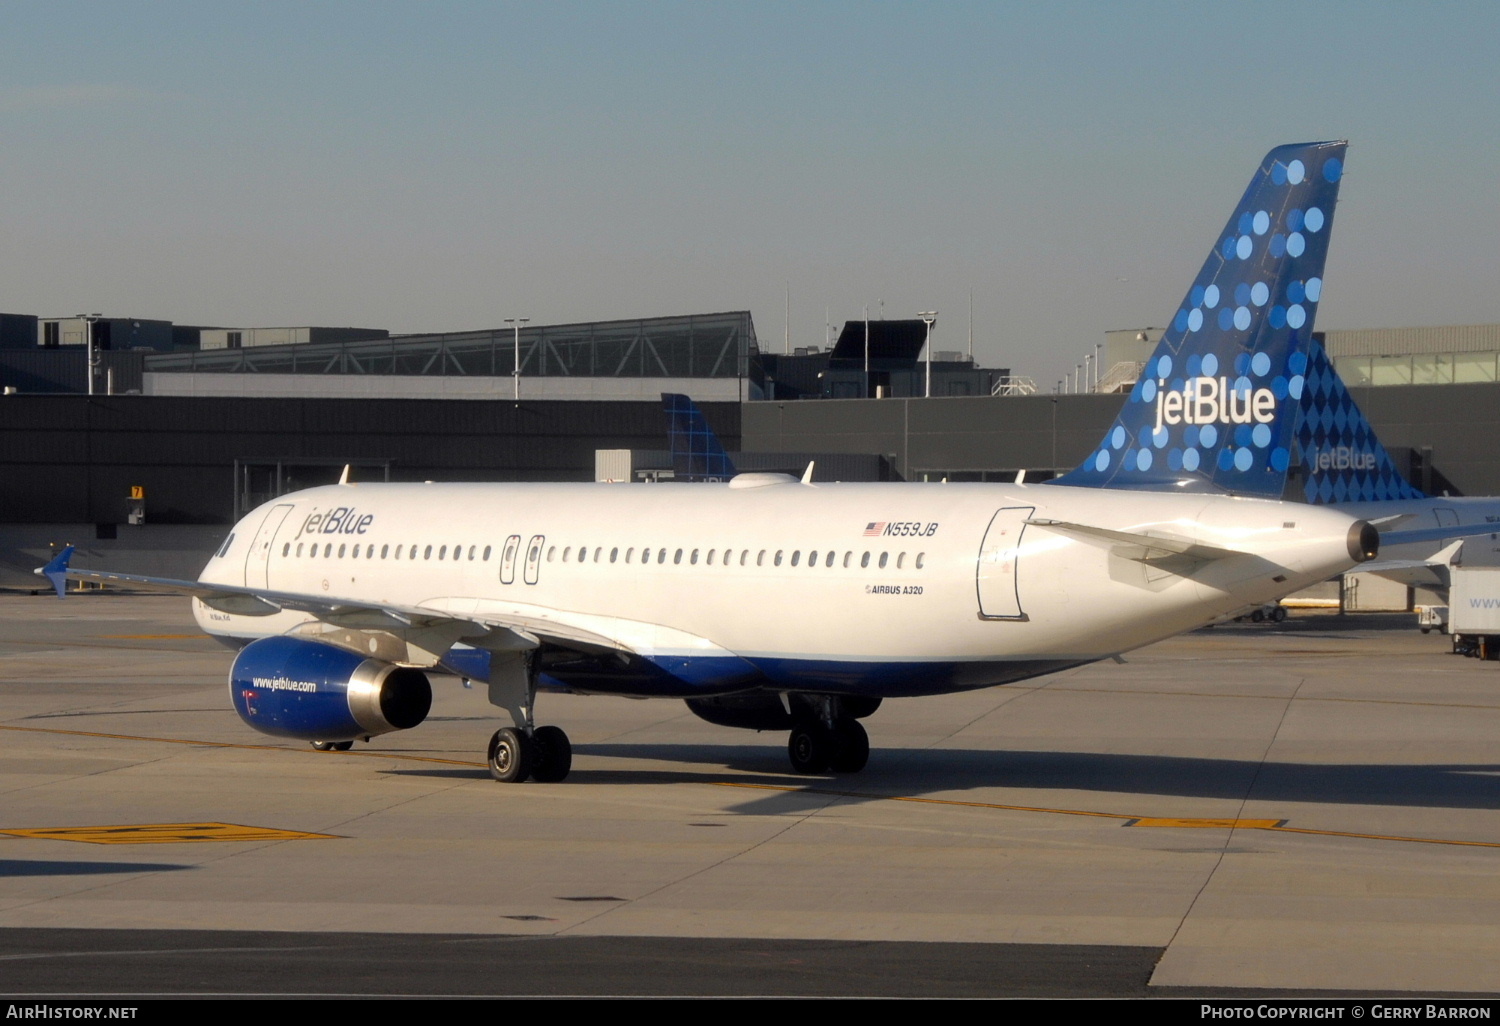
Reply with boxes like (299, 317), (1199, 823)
(216, 533), (235, 558)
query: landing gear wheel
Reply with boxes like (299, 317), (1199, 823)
(488, 727), (533, 783)
(788, 724), (830, 774)
(1250, 608), (1265, 622)
(530, 725), (573, 783)
(1272, 606), (1288, 622)
(828, 719), (870, 773)
(312, 740), (354, 752)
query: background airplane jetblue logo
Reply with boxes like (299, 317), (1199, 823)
(1053, 141), (1346, 497)
(1292, 339), (1424, 503)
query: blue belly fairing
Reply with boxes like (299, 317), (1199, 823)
(437, 643), (1086, 699)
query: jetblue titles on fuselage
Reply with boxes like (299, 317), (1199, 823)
(294, 506), (375, 540)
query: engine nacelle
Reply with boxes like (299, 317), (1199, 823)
(229, 635), (432, 742)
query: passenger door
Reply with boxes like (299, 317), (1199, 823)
(976, 506), (1033, 621)
(499, 534), (522, 585)
(244, 504), (295, 589)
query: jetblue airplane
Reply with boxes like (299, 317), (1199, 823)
(1276, 338), (1500, 590)
(663, 392), (738, 482)
(48, 141), (1442, 784)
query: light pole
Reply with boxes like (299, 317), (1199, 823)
(919, 311), (938, 398)
(504, 317), (529, 401)
(863, 305), (870, 398)
(76, 313), (101, 396)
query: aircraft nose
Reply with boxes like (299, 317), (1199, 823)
(1348, 520), (1379, 563)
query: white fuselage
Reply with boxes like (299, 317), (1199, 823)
(1338, 497), (1500, 565)
(194, 479), (1366, 698)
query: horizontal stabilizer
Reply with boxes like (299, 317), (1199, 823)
(1379, 523), (1499, 549)
(33, 545), (75, 598)
(1025, 518), (1242, 561)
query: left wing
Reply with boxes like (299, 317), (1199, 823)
(41, 550), (745, 672)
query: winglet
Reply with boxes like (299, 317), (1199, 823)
(801, 461), (816, 484)
(34, 545), (75, 598)
(339, 465), (352, 485)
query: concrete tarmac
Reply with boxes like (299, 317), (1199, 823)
(1, 593), (1498, 997)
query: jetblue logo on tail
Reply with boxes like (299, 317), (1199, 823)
(1292, 339), (1425, 504)
(1152, 374), (1277, 432)
(1312, 447), (1377, 473)
(1052, 141), (1346, 497)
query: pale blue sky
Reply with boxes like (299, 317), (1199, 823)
(1, 1), (1495, 386)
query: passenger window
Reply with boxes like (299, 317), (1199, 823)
(424, 545), (433, 560)
(296, 543), (303, 556)
(740, 550), (748, 566)
(409, 545), (417, 560)
(916, 552), (925, 570)
(897, 553), (905, 569)
(338, 544), (346, 558)
(674, 549), (683, 565)
(579, 547), (589, 564)
(282, 543), (290, 556)
(825, 551), (835, 567)
(879, 552), (889, 569)
(707, 550), (716, 565)
(546, 546), (554, 562)
(790, 551), (800, 567)
(380, 544), (388, 559)
(860, 552), (870, 568)
(469, 545), (477, 561)
(533, 543), (543, 562)
(757, 550), (766, 566)
(563, 546), (571, 562)
(610, 547), (618, 563)
(691, 549), (699, 565)
(594, 547), (603, 562)
(484, 545), (493, 560)
(438, 545), (447, 560)
(351, 545), (359, 559)
(843, 551), (851, 568)
(659, 548), (668, 563)
(625, 547), (634, 563)
(774, 550), (783, 566)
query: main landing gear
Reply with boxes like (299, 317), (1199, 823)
(311, 740), (354, 752)
(487, 723), (572, 783)
(787, 695), (873, 775)
(485, 650), (572, 783)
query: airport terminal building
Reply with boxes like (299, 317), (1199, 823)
(2, 309), (1498, 588)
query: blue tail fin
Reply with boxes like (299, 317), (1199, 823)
(1053, 141), (1347, 496)
(1293, 338), (1426, 503)
(35, 544), (75, 598)
(662, 393), (737, 482)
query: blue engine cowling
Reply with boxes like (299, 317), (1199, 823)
(229, 635), (432, 742)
